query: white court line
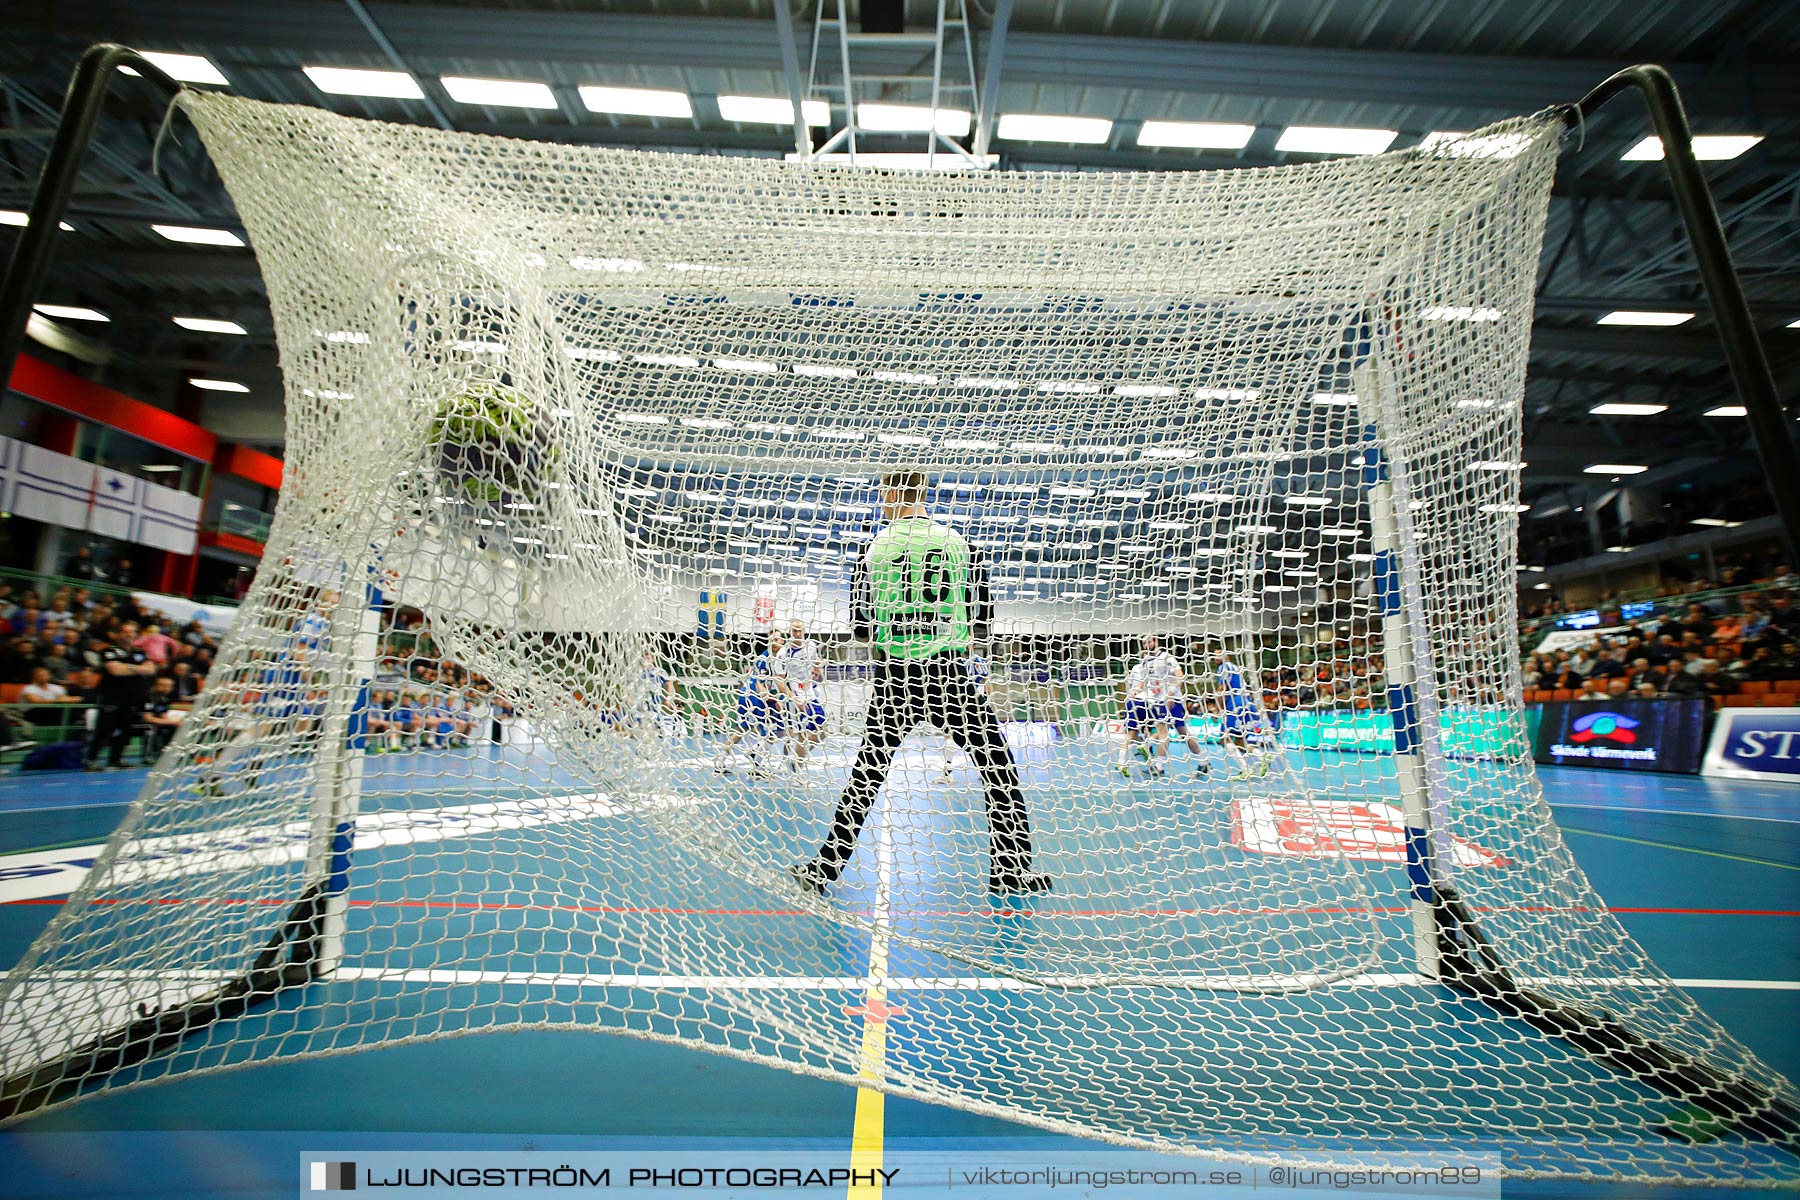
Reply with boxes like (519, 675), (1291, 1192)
(18, 967), (1799, 992)
(314, 968), (1800, 992)
(1547, 802), (1800, 825)
(0, 791), (716, 904)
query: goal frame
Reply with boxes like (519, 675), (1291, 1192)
(1, 45), (1796, 1141)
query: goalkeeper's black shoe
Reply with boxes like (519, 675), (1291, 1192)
(790, 861), (832, 896)
(989, 870), (1054, 897)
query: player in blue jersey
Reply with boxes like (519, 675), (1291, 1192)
(637, 648), (678, 739)
(1214, 645), (1272, 778)
(941, 650), (992, 780)
(715, 629), (787, 776)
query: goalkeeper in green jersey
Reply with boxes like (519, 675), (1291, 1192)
(792, 471), (1050, 897)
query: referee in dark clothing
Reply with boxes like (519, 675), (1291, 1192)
(793, 471), (1050, 897)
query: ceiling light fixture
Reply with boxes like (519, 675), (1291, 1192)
(1275, 125), (1397, 155)
(0, 211), (74, 232)
(302, 66), (423, 99)
(32, 304), (107, 322)
(996, 113), (1113, 144)
(857, 103), (970, 135)
(130, 51), (228, 86)
(172, 316), (247, 335)
(1589, 402), (1668, 416)
(579, 85), (693, 119)
(1136, 120), (1255, 150)
(717, 95), (830, 125)
(1621, 134), (1762, 162)
(152, 225), (245, 247)
(440, 76), (557, 110)
(1597, 310), (1694, 326)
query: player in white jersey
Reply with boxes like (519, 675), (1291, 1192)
(1120, 635), (1209, 778)
(941, 651), (991, 780)
(775, 619), (826, 769)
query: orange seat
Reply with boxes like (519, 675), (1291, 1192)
(1550, 689), (1575, 702)
(1764, 694), (1794, 707)
(1775, 680), (1800, 695)
(1741, 681), (1772, 695)
(1723, 694), (1760, 707)
(0, 683), (20, 704)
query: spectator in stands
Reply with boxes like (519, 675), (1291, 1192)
(1777, 641), (1800, 675)
(1645, 634), (1681, 667)
(1633, 681), (1660, 700)
(1588, 648), (1630, 681)
(20, 666), (79, 729)
(9, 596), (45, 639)
(62, 546), (97, 581)
(139, 676), (184, 762)
(1626, 659), (1664, 692)
(133, 622), (179, 666)
(168, 659), (201, 702)
(1767, 593), (1800, 636)
(40, 642), (74, 683)
(1736, 645), (1784, 682)
(64, 666), (100, 705)
(43, 589), (75, 627)
(0, 636), (41, 684)
(1574, 678), (1609, 701)
(112, 557), (136, 588)
(1669, 661), (1737, 702)
(1684, 646), (1721, 676)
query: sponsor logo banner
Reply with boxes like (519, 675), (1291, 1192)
(1703, 705), (1800, 782)
(1532, 699), (1708, 774)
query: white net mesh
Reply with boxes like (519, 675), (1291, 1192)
(2, 92), (1795, 1184)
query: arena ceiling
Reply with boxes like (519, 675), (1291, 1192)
(2, 0), (1798, 577)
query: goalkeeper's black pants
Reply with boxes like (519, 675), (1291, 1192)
(812, 651), (1036, 883)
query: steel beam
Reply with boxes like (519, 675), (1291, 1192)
(13, 2), (1796, 117)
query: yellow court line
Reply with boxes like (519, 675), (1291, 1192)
(846, 985), (889, 1200)
(846, 823), (895, 1200)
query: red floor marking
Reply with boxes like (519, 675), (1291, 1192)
(10, 897), (1800, 918)
(843, 998), (905, 1024)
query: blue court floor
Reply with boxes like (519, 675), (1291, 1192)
(0, 744), (1794, 1199)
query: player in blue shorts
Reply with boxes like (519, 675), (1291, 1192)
(716, 629), (787, 776)
(1214, 645), (1272, 778)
